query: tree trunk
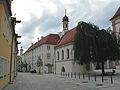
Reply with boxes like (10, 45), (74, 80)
(26, 65), (27, 72)
(101, 61), (105, 75)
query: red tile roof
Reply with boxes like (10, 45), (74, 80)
(25, 28), (77, 53)
(57, 28), (77, 46)
(25, 34), (60, 53)
(38, 34), (60, 45)
(111, 7), (120, 20)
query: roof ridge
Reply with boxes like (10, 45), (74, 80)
(57, 27), (76, 46)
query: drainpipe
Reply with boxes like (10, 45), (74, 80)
(9, 34), (14, 82)
(9, 17), (21, 82)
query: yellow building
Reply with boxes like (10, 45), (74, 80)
(0, 0), (19, 89)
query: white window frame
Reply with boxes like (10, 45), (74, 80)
(47, 53), (50, 59)
(47, 46), (50, 50)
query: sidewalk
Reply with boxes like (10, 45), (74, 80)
(55, 74), (120, 90)
(2, 73), (120, 90)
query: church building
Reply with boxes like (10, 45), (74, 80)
(55, 10), (93, 74)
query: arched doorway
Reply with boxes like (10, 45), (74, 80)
(61, 66), (65, 72)
(61, 66), (65, 76)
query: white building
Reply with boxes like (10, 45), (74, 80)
(110, 6), (120, 69)
(23, 8), (120, 74)
(23, 34), (60, 73)
(55, 11), (94, 74)
(55, 9), (119, 74)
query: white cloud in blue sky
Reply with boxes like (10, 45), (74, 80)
(11, 0), (120, 52)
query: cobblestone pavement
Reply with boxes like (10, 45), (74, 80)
(2, 72), (120, 90)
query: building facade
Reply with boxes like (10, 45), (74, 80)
(23, 7), (120, 75)
(0, 0), (19, 89)
(55, 13), (94, 74)
(110, 7), (120, 69)
(23, 34), (60, 73)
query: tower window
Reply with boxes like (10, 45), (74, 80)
(66, 24), (68, 28)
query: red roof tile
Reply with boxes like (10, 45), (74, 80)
(38, 34), (60, 45)
(111, 7), (120, 20)
(57, 28), (77, 46)
(25, 34), (60, 53)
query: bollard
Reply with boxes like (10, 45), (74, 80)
(66, 72), (67, 77)
(102, 74), (104, 82)
(71, 72), (73, 78)
(74, 73), (76, 78)
(83, 73), (85, 80)
(95, 73), (96, 81)
(88, 73), (90, 80)
(63, 72), (65, 77)
(68, 72), (69, 77)
(78, 73), (80, 79)
(111, 74), (113, 84)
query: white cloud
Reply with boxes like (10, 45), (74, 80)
(40, 0), (57, 14)
(11, 0), (120, 53)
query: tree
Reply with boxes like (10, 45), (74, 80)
(36, 56), (43, 74)
(24, 61), (28, 72)
(74, 21), (119, 74)
(74, 21), (98, 65)
(95, 30), (119, 74)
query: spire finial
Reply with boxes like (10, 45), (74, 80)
(65, 9), (66, 16)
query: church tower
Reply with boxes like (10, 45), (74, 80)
(62, 9), (69, 32)
(20, 46), (23, 55)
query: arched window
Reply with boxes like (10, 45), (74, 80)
(67, 49), (69, 59)
(57, 51), (59, 60)
(62, 50), (64, 60)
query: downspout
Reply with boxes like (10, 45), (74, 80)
(14, 50), (16, 77)
(54, 47), (56, 74)
(9, 34), (15, 82)
(9, 17), (21, 82)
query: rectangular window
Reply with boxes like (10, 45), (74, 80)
(47, 46), (50, 50)
(0, 57), (6, 78)
(0, 57), (2, 78)
(2, 15), (11, 46)
(47, 53), (50, 59)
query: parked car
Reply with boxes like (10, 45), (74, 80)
(30, 69), (36, 73)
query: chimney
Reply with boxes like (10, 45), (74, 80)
(37, 38), (39, 42)
(41, 36), (44, 39)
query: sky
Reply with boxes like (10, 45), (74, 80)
(11, 0), (120, 53)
